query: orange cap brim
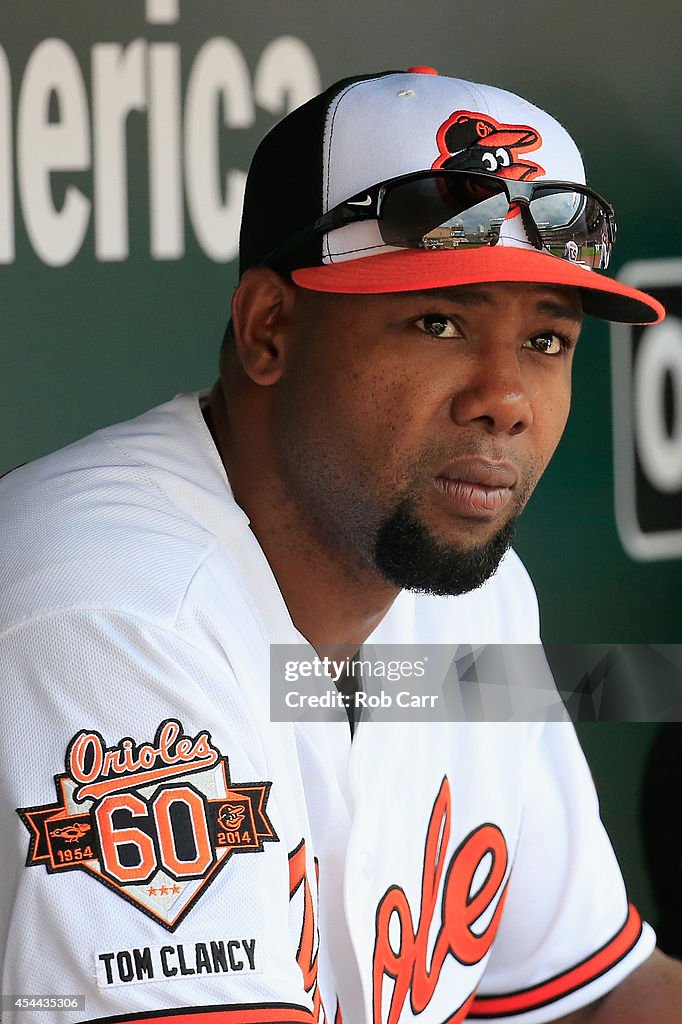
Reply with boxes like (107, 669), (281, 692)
(291, 247), (664, 325)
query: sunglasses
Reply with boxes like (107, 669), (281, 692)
(263, 168), (617, 272)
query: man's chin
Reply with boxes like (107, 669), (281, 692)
(373, 498), (517, 597)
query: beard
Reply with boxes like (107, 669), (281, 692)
(373, 495), (518, 596)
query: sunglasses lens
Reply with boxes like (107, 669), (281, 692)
(379, 174), (509, 249)
(528, 187), (612, 268)
(377, 173), (612, 268)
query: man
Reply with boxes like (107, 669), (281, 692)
(0, 68), (678, 1023)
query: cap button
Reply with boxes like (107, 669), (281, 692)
(407, 66), (439, 75)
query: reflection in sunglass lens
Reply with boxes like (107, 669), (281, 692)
(380, 174), (509, 249)
(529, 188), (610, 268)
(378, 174), (611, 267)
(528, 187), (585, 227)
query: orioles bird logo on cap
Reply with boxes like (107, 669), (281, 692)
(433, 110), (545, 180)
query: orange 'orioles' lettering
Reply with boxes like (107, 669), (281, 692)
(289, 839), (328, 1023)
(373, 777), (508, 1024)
(67, 719), (220, 802)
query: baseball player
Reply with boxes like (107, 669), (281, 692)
(1, 68), (680, 1024)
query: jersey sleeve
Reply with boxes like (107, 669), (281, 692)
(0, 609), (318, 1024)
(468, 721), (656, 1023)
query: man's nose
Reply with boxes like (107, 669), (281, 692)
(449, 352), (533, 436)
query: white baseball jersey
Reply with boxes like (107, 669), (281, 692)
(0, 393), (654, 1024)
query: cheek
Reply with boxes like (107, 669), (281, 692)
(275, 362), (398, 486)
(532, 380), (572, 466)
(350, 368), (441, 482)
(324, 356), (419, 443)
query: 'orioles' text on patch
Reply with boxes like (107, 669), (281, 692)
(17, 719), (278, 930)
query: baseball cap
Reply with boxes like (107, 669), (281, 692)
(239, 69), (663, 325)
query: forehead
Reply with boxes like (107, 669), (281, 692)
(411, 283), (583, 320)
(297, 281), (583, 323)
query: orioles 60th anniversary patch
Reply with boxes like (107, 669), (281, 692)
(17, 719), (278, 931)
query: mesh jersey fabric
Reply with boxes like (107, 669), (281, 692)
(0, 392), (655, 1024)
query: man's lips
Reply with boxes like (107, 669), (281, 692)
(434, 458), (518, 517)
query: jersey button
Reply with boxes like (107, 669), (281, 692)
(360, 850), (374, 878)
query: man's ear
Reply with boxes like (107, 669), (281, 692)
(230, 267), (297, 385)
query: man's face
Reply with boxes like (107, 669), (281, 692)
(273, 281), (581, 596)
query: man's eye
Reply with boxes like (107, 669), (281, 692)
(523, 332), (567, 355)
(415, 315), (459, 338)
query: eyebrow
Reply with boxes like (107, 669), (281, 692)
(410, 287), (584, 323)
(535, 299), (584, 323)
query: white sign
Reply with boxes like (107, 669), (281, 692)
(611, 259), (682, 559)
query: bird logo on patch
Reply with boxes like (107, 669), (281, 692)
(433, 110), (545, 180)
